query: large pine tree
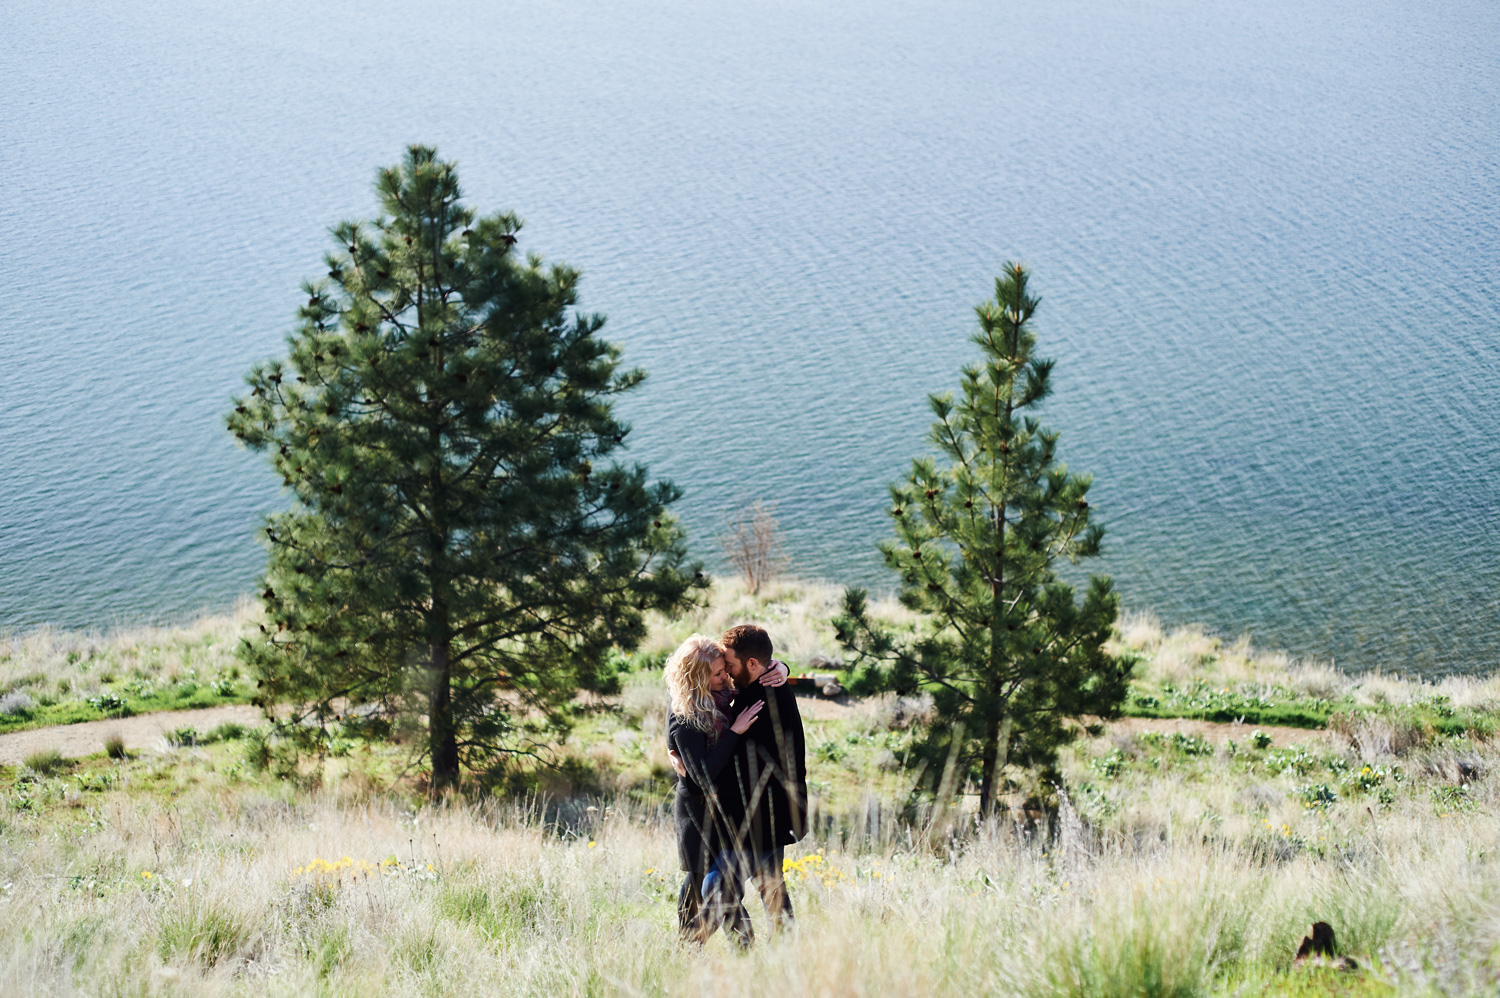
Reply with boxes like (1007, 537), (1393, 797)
(835, 264), (1130, 816)
(228, 146), (700, 791)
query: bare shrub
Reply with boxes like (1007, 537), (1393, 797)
(0, 690), (35, 715)
(1332, 711), (1429, 761)
(1416, 747), (1484, 786)
(1114, 613), (1163, 651)
(718, 499), (789, 595)
(856, 693), (934, 733)
(886, 695), (934, 730)
(1288, 661), (1348, 701)
(1238, 783), (1282, 810)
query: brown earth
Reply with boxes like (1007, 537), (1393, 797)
(0, 705), (263, 766)
(0, 697), (1331, 768)
(1108, 715), (1333, 746)
(796, 693), (1333, 746)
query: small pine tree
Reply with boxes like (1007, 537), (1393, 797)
(834, 264), (1131, 816)
(227, 146), (702, 792)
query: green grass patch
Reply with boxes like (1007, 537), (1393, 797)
(0, 681), (254, 736)
(1231, 967), (1397, 997)
(157, 902), (251, 967)
(1122, 680), (1335, 729)
(1123, 701), (1332, 729)
(23, 747), (67, 775)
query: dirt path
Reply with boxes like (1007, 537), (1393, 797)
(791, 694), (1333, 745)
(1109, 715), (1332, 746)
(0, 696), (1332, 769)
(0, 705), (263, 766)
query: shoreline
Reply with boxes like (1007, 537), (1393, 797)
(4, 579), (1496, 745)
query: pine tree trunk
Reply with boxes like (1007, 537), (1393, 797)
(978, 713), (1000, 817)
(428, 639), (460, 793)
(977, 713), (1013, 819)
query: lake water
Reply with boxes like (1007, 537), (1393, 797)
(2, 0), (1497, 674)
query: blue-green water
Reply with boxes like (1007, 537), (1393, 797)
(2, 0), (1497, 673)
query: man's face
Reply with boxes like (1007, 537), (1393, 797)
(721, 646), (758, 686)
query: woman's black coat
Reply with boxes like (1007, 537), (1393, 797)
(666, 713), (742, 872)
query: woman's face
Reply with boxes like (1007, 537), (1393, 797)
(708, 652), (729, 692)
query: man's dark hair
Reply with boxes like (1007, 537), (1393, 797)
(721, 624), (773, 667)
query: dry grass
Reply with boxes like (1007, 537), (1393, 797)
(1114, 610), (1500, 711)
(4, 588), (1500, 994)
(3, 733), (1499, 997)
(0, 603), (257, 704)
(1, 581), (894, 708)
(636, 578), (915, 668)
(8, 589), (1485, 716)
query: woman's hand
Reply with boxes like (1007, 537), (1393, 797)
(730, 700), (765, 734)
(758, 659), (791, 687)
(667, 748), (687, 778)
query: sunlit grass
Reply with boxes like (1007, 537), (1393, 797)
(2, 697), (1498, 996)
(0, 603), (258, 734)
(4, 586), (1500, 993)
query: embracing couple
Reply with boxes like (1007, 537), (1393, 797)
(663, 624), (808, 946)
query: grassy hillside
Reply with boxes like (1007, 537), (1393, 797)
(0, 606), (256, 735)
(4, 581), (1498, 994)
(7, 581), (1496, 743)
(3, 677), (1498, 996)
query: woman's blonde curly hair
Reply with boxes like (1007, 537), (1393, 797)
(663, 633), (723, 734)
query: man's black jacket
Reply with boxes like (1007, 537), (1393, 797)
(714, 680), (808, 853)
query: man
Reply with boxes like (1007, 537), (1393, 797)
(700, 623), (808, 944)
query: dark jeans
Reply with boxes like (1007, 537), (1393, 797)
(699, 847), (793, 946)
(679, 859), (750, 941)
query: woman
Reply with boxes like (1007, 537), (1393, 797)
(663, 634), (787, 939)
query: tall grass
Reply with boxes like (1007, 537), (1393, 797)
(0, 602), (257, 707)
(4, 588), (1490, 721)
(2, 760), (1498, 996)
(1117, 611), (1500, 712)
(5, 585), (1500, 994)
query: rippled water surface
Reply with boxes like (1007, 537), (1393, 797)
(2, 0), (1498, 672)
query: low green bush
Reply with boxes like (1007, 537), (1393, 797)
(24, 747), (65, 775)
(156, 902), (249, 967)
(1293, 783), (1339, 811)
(86, 692), (130, 717)
(207, 721), (249, 742)
(166, 727), (199, 747)
(243, 730), (272, 772)
(1430, 784), (1476, 814)
(1090, 748), (1127, 779)
(436, 877), (559, 944)
(1136, 730), (1214, 757)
